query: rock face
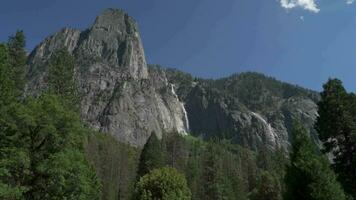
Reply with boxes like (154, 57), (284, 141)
(26, 9), (189, 147)
(163, 69), (320, 150)
(27, 8), (319, 150)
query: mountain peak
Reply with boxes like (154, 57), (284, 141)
(92, 8), (137, 34)
(28, 8), (148, 79)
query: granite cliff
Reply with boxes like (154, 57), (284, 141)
(26, 9), (189, 147)
(163, 68), (320, 150)
(26, 8), (319, 150)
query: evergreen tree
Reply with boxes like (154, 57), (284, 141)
(48, 48), (78, 109)
(0, 94), (101, 200)
(8, 30), (27, 94)
(164, 132), (187, 170)
(135, 167), (191, 200)
(250, 171), (282, 200)
(0, 44), (16, 105)
(0, 39), (101, 199)
(285, 121), (346, 200)
(184, 136), (204, 200)
(0, 43), (28, 200)
(202, 140), (221, 200)
(137, 132), (165, 178)
(315, 79), (356, 197)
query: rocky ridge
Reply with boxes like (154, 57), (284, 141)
(163, 68), (320, 150)
(26, 8), (319, 150)
(26, 9), (189, 147)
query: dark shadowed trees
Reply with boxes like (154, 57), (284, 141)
(315, 79), (356, 198)
(137, 132), (165, 178)
(285, 121), (346, 200)
(8, 30), (27, 94)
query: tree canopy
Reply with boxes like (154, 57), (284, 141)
(8, 30), (27, 94)
(135, 167), (191, 200)
(137, 132), (165, 178)
(315, 79), (356, 198)
(285, 121), (346, 200)
(48, 48), (78, 109)
(0, 36), (100, 199)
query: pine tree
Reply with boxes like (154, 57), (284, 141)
(164, 132), (188, 171)
(8, 30), (27, 94)
(137, 132), (165, 178)
(48, 48), (78, 109)
(0, 44), (27, 199)
(0, 93), (101, 199)
(202, 140), (220, 200)
(250, 171), (282, 200)
(285, 121), (346, 200)
(0, 44), (16, 105)
(315, 79), (356, 197)
(1, 42), (101, 198)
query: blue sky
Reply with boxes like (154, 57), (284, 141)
(1, 0), (356, 91)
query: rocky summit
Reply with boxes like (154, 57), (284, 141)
(26, 8), (319, 150)
(26, 8), (189, 147)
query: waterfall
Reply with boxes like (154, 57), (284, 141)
(170, 84), (189, 135)
(251, 112), (277, 144)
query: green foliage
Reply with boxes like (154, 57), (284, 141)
(0, 44), (16, 106)
(86, 132), (139, 200)
(8, 30), (27, 94)
(84, 130), (290, 200)
(252, 147), (287, 200)
(137, 133), (165, 178)
(0, 43), (28, 199)
(163, 132), (188, 171)
(0, 94), (101, 200)
(202, 141), (221, 200)
(164, 135), (256, 200)
(250, 171), (282, 200)
(315, 79), (356, 197)
(48, 48), (78, 109)
(200, 72), (319, 112)
(135, 167), (191, 200)
(285, 121), (346, 200)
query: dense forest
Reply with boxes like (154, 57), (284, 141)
(1, 31), (355, 200)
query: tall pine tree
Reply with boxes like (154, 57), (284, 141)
(285, 121), (346, 200)
(137, 132), (165, 178)
(250, 171), (282, 200)
(48, 48), (78, 109)
(315, 79), (356, 197)
(8, 30), (27, 94)
(1, 39), (101, 199)
(202, 140), (221, 200)
(1, 94), (101, 200)
(0, 44), (16, 105)
(0, 43), (29, 199)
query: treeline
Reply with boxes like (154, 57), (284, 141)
(0, 31), (101, 199)
(84, 121), (290, 200)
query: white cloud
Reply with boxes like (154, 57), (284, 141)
(346, 0), (355, 5)
(280, 0), (320, 13)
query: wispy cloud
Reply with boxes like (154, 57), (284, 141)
(280, 0), (320, 13)
(346, 0), (355, 5)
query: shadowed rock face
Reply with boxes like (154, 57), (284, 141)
(26, 9), (189, 147)
(163, 69), (320, 151)
(27, 8), (319, 150)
